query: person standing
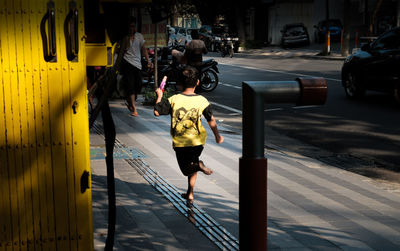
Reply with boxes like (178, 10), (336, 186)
(118, 17), (152, 116)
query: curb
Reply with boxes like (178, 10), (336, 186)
(239, 48), (346, 61)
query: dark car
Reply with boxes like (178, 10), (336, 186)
(199, 25), (222, 52)
(199, 24), (240, 52)
(210, 24), (240, 53)
(314, 19), (342, 43)
(280, 23), (310, 48)
(341, 27), (400, 103)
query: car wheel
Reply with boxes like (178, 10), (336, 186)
(343, 71), (364, 99)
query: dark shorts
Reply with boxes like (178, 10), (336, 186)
(174, 145), (204, 176)
(120, 58), (142, 97)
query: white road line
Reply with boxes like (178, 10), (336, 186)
(210, 101), (242, 114)
(292, 105), (320, 109)
(211, 101), (317, 114)
(220, 82), (241, 89)
(264, 108), (283, 112)
(219, 63), (341, 82)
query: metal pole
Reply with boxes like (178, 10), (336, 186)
(324, 0), (330, 55)
(240, 78), (327, 251)
(154, 23), (158, 89)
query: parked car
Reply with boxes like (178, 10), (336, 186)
(314, 19), (342, 43)
(173, 27), (197, 46)
(280, 23), (310, 48)
(199, 25), (222, 52)
(341, 27), (400, 103)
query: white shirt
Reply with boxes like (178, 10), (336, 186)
(123, 32), (145, 70)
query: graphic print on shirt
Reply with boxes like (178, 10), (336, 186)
(172, 107), (200, 137)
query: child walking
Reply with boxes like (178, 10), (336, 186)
(154, 66), (224, 205)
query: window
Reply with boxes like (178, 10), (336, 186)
(373, 30), (400, 50)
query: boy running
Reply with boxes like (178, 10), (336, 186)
(154, 66), (224, 205)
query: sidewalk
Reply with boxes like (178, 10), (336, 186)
(239, 42), (350, 60)
(90, 99), (400, 250)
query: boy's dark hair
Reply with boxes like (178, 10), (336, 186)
(182, 66), (199, 88)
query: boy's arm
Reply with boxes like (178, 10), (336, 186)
(154, 88), (170, 116)
(207, 115), (224, 144)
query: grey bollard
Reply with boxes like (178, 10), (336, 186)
(239, 77), (327, 250)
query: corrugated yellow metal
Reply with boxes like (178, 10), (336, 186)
(3, 1), (24, 251)
(59, 1), (77, 250)
(27, 1), (47, 250)
(71, 2), (94, 250)
(20, 1), (39, 250)
(15, 0), (32, 250)
(38, 0), (58, 249)
(0, 2), (12, 251)
(0, 0), (93, 250)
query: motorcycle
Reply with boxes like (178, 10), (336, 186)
(146, 43), (220, 92)
(221, 37), (234, 58)
(160, 58), (219, 92)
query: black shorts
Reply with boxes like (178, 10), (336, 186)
(174, 145), (204, 176)
(120, 59), (142, 97)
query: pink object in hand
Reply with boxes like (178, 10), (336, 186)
(160, 76), (167, 92)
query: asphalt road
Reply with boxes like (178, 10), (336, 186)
(201, 52), (400, 183)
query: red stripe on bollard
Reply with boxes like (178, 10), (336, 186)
(296, 77), (328, 106)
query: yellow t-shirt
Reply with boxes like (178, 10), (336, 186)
(168, 94), (210, 147)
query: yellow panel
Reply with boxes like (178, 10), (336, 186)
(20, 1), (40, 249)
(0, 2), (13, 251)
(15, 1), (35, 250)
(85, 44), (113, 66)
(4, 1), (26, 250)
(73, 2), (94, 250)
(59, 1), (78, 250)
(1, 0), (93, 250)
(48, 1), (72, 250)
(34, 1), (57, 250)
(26, 0), (46, 250)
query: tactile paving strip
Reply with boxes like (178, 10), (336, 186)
(90, 147), (147, 160)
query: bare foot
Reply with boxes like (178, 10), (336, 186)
(198, 160), (213, 175)
(181, 193), (194, 205)
(130, 107), (138, 116)
(125, 100), (134, 112)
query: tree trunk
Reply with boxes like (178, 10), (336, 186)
(341, 0), (351, 57)
(370, 0), (383, 35)
(234, 4), (246, 48)
(323, 0), (330, 55)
